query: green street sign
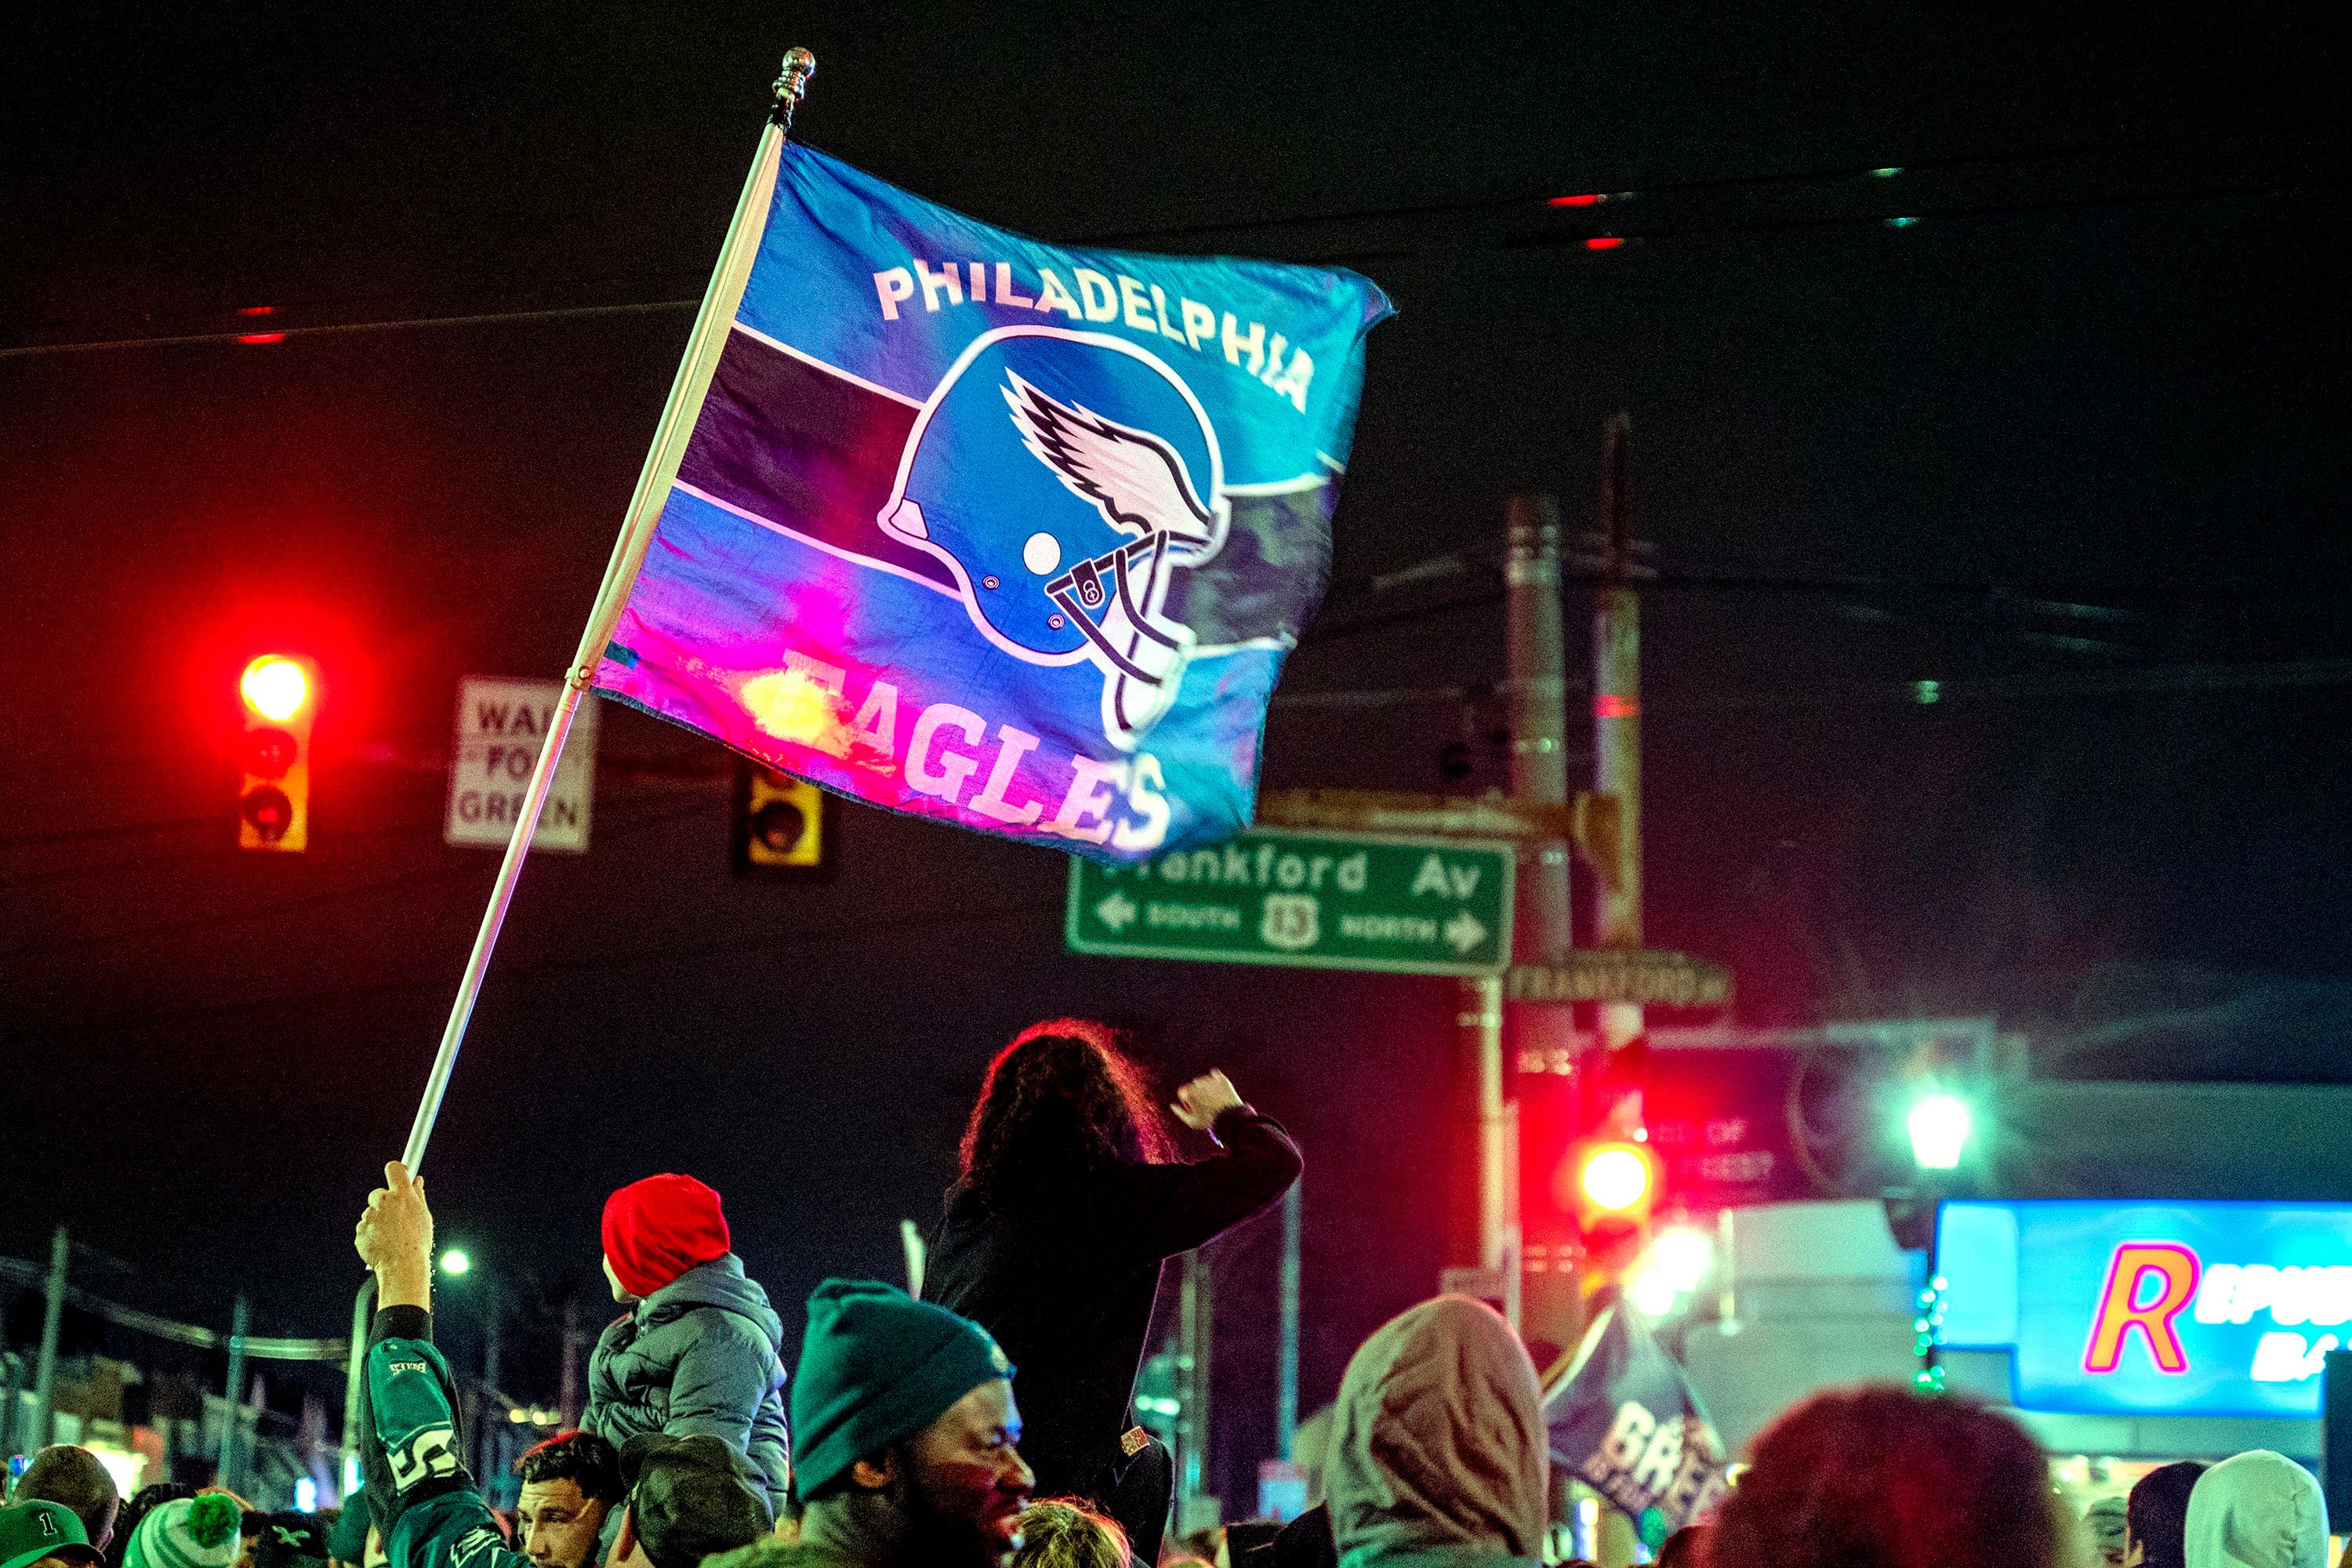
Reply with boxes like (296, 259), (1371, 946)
(1507, 950), (1733, 1008)
(1065, 829), (1515, 976)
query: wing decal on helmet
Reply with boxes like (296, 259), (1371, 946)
(1003, 372), (1215, 543)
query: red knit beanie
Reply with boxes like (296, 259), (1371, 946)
(602, 1174), (731, 1298)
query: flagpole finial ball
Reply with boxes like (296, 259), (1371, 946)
(776, 48), (815, 99)
(770, 48), (816, 131)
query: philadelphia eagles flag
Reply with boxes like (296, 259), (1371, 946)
(590, 145), (1391, 860)
(394, 52), (1388, 1176)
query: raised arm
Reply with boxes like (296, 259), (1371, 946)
(352, 1162), (531, 1568)
(1125, 1073), (1303, 1258)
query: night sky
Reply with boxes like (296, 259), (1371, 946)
(3, 0), (2346, 1505)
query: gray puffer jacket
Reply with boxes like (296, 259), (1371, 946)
(583, 1254), (791, 1507)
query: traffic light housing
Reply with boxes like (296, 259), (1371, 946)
(1522, 1044), (1660, 1304)
(237, 654), (314, 851)
(1564, 1137), (1660, 1237)
(731, 760), (833, 879)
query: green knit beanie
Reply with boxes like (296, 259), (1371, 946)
(127, 1496), (243, 1568)
(789, 1279), (1014, 1500)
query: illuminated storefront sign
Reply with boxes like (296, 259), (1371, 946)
(1936, 1201), (2352, 1419)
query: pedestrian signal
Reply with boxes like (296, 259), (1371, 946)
(238, 654), (314, 851)
(732, 761), (833, 879)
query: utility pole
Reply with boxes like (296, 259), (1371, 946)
(1457, 970), (1510, 1313)
(30, 1226), (67, 1450)
(342, 1277), (376, 1501)
(1276, 1181), (1301, 1461)
(1590, 416), (1645, 1568)
(560, 1295), (586, 1429)
(1507, 492), (1574, 979)
(481, 1288), (505, 1484)
(0, 1348), (25, 1457)
(1175, 1250), (1215, 1530)
(218, 1294), (250, 1490)
(1593, 416), (1644, 1051)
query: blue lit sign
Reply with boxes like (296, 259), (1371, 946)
(1936, 1200), (2352, 1420)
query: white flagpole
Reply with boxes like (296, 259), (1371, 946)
(399, 49), (817, 1174)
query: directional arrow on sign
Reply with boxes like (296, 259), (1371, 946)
(1066, 827), (1515, 977)
(1443, 910), (1489, 956)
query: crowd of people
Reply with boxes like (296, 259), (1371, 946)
(3, 1018), (2340, 1568)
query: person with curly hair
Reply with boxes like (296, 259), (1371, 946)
(925, 1019), (1301, 1566)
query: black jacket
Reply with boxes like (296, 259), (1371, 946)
(925, 1105), (1301, 1491)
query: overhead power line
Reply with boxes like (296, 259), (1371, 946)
(0, 793), (709, 966)
(5, 128), (2336, 358)
(0, 895), (1066, 1048)
(0, 1255), (344, 1361)
(0, 299), (693, 361)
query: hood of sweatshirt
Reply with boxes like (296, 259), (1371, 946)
(1324, 1294), (1546, 1568)
(2185, 1450), (2327, 1568)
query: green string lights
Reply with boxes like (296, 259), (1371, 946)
(1913, 1273), (1949, 1392)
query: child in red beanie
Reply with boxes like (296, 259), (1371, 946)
(583, 1174), (792, 1512)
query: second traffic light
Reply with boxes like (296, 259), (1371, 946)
(732, 760), (834, 880)
(1564, 1138), (1659, 1236)
(237, 654), (315, 852)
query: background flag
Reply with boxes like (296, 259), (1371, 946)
(592, 144), (1391, 858)
(1543, 1303), (1732, 1547)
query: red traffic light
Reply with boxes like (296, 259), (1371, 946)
(1555, 1137), (1659, 1242)
(1579, 1143), (1654, 1212)
(241, 655), (311, 722)
(236, 654), (315, 852)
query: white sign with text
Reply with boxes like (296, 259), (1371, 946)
(444, 677), (596, 853)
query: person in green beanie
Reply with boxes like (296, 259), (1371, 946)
(786, 1279), (1034, 1568)
(121, 1497), (243, 1568)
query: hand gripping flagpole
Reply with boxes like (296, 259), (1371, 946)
(397, 48), (816, 1174)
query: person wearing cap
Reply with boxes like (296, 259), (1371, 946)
(351, 1162), (773, 1568)
(2, 1501), (107, 1568)
(11, 1447), (120, 1557)
(586, 1174), (792, 1514)
(784, 1279), (1035, 1568)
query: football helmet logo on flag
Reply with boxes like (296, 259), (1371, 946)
(880, 326), (1229, 750)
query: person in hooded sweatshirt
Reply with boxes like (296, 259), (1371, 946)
(2183, 1450), (2328, 1568)
(1323, 1294), (1548, 1568)
(585, 1173), (793, 1513)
